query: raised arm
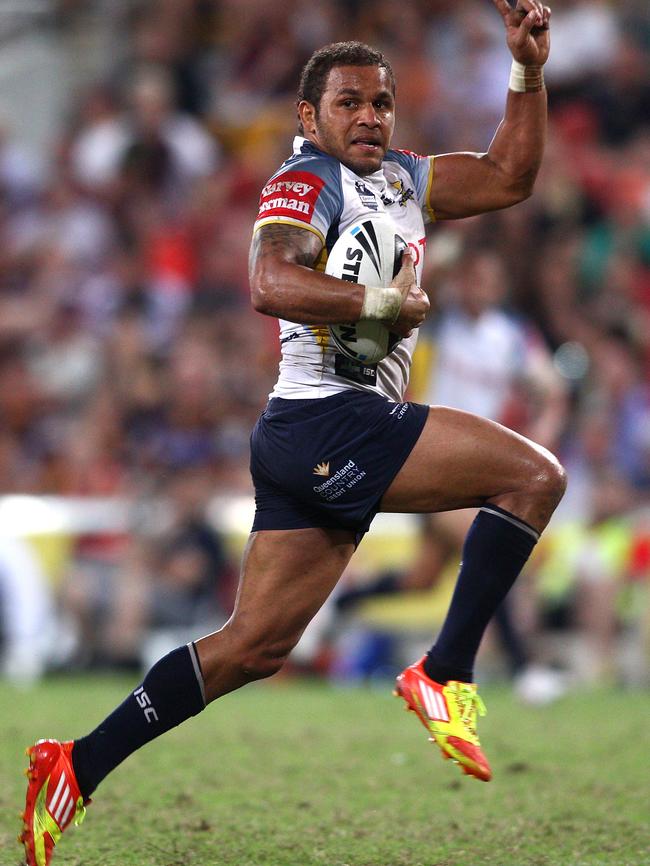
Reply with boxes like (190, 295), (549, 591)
(248, 223), (429, 335)
(430, 0), (551, 220)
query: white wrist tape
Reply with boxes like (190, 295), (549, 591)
(360, 285), (403, 323)
(509, 60), (545, 93)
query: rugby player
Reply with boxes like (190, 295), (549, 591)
(21, 2), (562, 863)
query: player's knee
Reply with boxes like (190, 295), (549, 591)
(531, 450), (567, 507)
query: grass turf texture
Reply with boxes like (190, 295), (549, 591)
(1, 676), (647, 866)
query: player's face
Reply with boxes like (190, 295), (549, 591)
(302, 65), (395, 175)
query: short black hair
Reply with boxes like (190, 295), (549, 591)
(296, 41), (395, 134)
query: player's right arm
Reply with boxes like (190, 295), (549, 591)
(248, 223), (427, 336)
(249, 223), (365, 325)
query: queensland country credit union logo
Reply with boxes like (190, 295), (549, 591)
(313, 461), (330, 477)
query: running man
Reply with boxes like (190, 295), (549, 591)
(21, 2), (562, 863)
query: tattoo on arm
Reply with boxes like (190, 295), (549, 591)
(249, 223), (323, 274)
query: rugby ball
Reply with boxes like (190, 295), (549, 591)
(326, 218), (407, 365)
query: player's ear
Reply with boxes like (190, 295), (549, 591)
(298, 100), (317, 135)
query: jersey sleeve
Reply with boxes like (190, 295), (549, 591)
(254, 152), (343, 244)
(386, 149), (435, 223)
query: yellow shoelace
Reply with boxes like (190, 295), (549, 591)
(453, 684), (487, 738)
(73, 798), (87, 828)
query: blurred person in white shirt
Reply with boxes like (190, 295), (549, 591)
(425, 247), (566, 447)
(0, 534), (54, 685)
(70, 67), (219, 199)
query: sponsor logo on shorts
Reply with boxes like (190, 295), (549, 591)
(257, 171), (325, 224)
(389, 403), (408, 419)
(313, 461), (330, 477)
(313, 459), (367, 502)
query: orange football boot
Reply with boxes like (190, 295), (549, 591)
(20, 739), (89, 866)
(395, 656), (492, 781)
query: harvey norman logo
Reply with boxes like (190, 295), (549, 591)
(262, 180), (315, 197)
(259, 197), (311, 216)
(257, 170), (324, 223)
(313, 461), (330, 477)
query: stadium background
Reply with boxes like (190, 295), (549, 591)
(0, 0), (648, 693)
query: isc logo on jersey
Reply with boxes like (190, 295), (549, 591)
(326, 218), (406, 365)
(257, 170), (325, 223)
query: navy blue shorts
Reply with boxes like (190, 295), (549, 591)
(250, 390), (429, 538)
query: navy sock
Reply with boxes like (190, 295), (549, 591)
(72, 643), (206, 798)
(423, 505), (539, 684)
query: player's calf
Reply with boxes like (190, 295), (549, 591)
(235, 630), (300, 682)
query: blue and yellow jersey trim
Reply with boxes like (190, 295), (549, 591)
(253, 216), (326, 246)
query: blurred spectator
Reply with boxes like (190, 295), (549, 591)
(0, 535), (55, 685)
(134, 464), (236, 670)
(61, 464), (234, 671)
(420, 247), (567, 449)
(70, 65), (219, 202)
(69, 84), (130, 194)
(0, 121), (45, 205)
(532, 468), (640, 685)
(545, 0), (620, 89)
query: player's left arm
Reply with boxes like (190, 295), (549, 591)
(429, 0), (551, 220)
(519, 330), (568, 452)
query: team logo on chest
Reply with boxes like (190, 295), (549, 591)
(381, 178), (415, 208)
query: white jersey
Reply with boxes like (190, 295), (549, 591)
(253, 136), (434, 402)
(426, 306), (538, 421)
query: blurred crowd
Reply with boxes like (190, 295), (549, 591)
(0, 0), (648, 689)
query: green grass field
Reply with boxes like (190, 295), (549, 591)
(1, 675), (648, 866)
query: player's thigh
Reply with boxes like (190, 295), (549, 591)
(380, 405), (554, 514)
(229, 526), (356, 645)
